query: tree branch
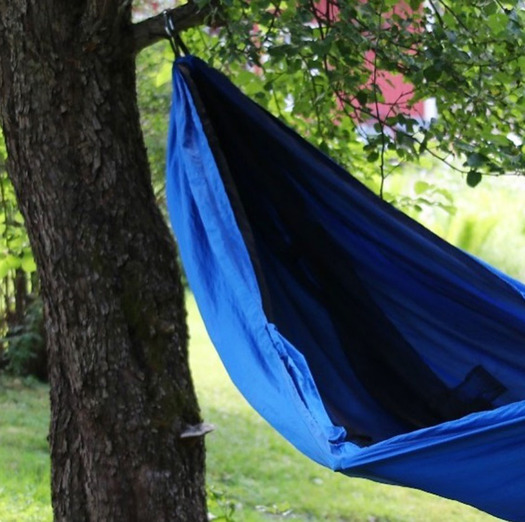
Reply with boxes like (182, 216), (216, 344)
(132, 1), (220, 54)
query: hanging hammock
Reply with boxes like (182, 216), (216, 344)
(165, 55), (525, 522)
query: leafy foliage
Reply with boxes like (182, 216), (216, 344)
(0, 131), (39, 376)
(0, 144), (36, 278)
(207, 486), (237, 521)
(183, 0), (525, 190)
(2, 298), (46, 380)
(137, 45), (173, 209)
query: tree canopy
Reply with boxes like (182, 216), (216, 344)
(167, 0), (525, 192)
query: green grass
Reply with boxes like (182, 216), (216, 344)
(0, 295), (505, 521)
(0, 377), (52, 522)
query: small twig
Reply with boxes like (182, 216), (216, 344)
(435, 0), (472, 33)
(261, 1), (283, 46)
(372, 1), (388, 199)
(427, 0), (445, 29)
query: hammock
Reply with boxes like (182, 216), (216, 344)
(165, 55), (525, 522)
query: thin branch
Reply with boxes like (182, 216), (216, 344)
(261, 1), (283, 46)
(132, 1), (221, 54)
(373, 0), (388, 199)
(332, 84), (472, 176)
(435, 0), (472, 33)
(427, 0), (445, 29)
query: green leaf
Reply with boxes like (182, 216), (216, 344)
(414, 181), (430, 195)
(486, 13), (508, 34)
(0, 255), (20, 278)
(466, 152), (487, 168)
(367, 151), (379, 162)
(355, 90), (368, 106)
(423, 65), (442, 82)
(21, 254), (36, 273)
(0, 261), (9, 279)
(466, 170), (482, 187)
(155, 62), (172, 88)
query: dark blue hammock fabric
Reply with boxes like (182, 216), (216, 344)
(166, 56), (525, 521)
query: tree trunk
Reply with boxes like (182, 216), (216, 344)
(0, 2), (207, 521)
(14, 269), (29, 325)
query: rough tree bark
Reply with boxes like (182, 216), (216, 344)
(0, 1), (209, 520)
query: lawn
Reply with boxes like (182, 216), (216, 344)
(0, 377), (52, 521)
(0, 294), (504, 521)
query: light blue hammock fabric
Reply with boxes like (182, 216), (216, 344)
(166, 55), (525, 522)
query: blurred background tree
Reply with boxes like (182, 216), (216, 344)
(0, 132), (43, 380)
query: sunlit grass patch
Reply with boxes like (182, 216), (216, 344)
(0, 377), (52, 522)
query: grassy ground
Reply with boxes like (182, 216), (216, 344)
(0, 377), (52, 522)
(0, 294), (504, 521)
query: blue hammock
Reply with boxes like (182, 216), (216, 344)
(166, 56), (525, 522)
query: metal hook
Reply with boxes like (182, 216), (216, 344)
(163, 9), (178, 55)
(163, 9), (190, 58)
